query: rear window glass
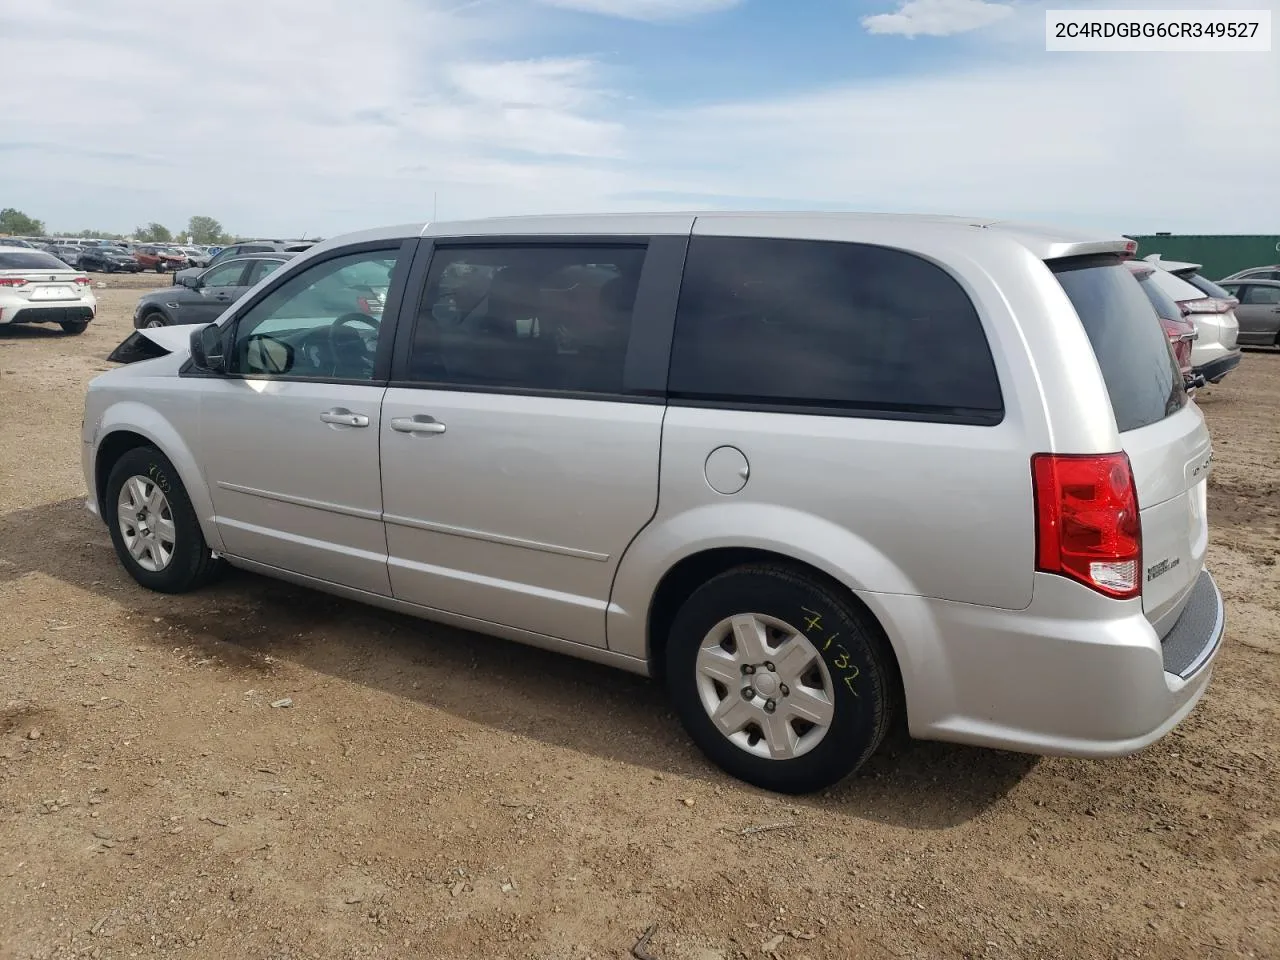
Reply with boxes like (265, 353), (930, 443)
(1052, 257), (1184, 432)
(668, 236), (1003, 424)
(1180, 272), (1233, 300)
(1137, 273), (1183, 322)
(0, 251), (71, 270)
(1145, 268), (1203, 303)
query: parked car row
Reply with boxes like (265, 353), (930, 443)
(0, 236), (317, 277)
(86, 212), (1228, 794)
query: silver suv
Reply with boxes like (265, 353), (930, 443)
(82, 214), (1225, 794)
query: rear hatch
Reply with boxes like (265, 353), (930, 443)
(1051, 255), (1211, 633)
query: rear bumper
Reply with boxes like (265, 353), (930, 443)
(1193, 350), (1242, 383)
(867, 569), (1225, 758)
(4, 305), (95, 325)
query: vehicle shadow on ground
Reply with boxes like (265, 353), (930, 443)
(3, 497), (1038, 829)
(0, 324), (82, 340)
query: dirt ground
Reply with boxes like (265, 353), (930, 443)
(1, 274), (1277, 960)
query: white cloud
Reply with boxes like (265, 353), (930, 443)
(862, 0), (1014, 37)
(535, 0), (742, 20)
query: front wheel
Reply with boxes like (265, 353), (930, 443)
(141, 313), (166, 328)
(103, 446), (222, 593)
(665, 564), (897, 794)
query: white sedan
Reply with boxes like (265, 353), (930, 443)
(0, 245), (96, 334)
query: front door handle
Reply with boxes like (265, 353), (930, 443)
(390, 415), (446, 435)
(320, 408), (370, 428)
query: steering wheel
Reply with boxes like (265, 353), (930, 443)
(324, 312), (378, 378)
(332, 311), (380, 332)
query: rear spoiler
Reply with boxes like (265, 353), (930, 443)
(106, 323), (207, 365)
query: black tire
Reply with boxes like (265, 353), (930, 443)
(665, 563), (896, 794)
(103, 446), (222, 594)
(60, 320), (89, 334)
(155, 262), (166, 273)
(140, 311), (167, 328)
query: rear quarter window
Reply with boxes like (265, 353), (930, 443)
(668, 236), (1003, 424)
(1052, 256), (1184, 433)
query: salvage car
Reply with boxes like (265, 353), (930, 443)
(132, 252), (295, 328)
(0, 245), (96, 333)
(1218, 278), (1280, 347)
(77, 245), (142, 273)
(1126, 260), (1200, 389)
(134, 245), (188, 273)
(83, 214), (1224, 794)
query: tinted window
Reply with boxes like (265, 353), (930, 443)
(1242, 284), (1280, 305)
(407, 244), (646, 394)
(1052, 257), (1184, 432)
(668, 237), (1002, 422)
(200, 261), (247, 287)
(1179, 272), (1233, 300)
(1136, 272), (1183, 322)
(228, 248), (399, 381)
(0, 251), (70, 270)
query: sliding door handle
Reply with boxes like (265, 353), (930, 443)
(390, 415), (446, 435)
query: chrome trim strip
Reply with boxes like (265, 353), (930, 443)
(382, 512), (609, 562)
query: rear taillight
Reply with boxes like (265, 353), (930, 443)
(1181, 297), (1231, 315)
(1174, 338), (1192, 368)
(73, 276), (90, 286)
(1031, 453), (1142, 600)
(0, 277), (28, 287)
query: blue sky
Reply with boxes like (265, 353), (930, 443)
(0, 0), (1276, 238)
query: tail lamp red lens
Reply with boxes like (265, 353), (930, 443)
(1031, 453), (1142, 599)
(74, 276), (90, 286)
(0, 277), (29, 287)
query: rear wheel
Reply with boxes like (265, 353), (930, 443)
(60, 320), (89, 334)
(103, 446), (222, 593)
(665, 563), (896, 794)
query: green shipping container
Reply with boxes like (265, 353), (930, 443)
(1125, 235), (1280, 282)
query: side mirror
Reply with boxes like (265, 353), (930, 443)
(189, 324), (226, 374)
(179, 273), (199, 289)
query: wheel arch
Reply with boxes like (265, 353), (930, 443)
(93, 407), (223, 552)
(634, 545), (907, 722)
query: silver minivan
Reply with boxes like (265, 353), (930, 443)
(83, 213), (1225, 794)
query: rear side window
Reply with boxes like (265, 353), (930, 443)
(668, 237), (1003, 424)
(1242, 284), (1280, 305)
(1052, 256), (1184, 433)
(0, 251), (69, 270)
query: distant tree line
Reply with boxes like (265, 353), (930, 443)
(1, 208), (236, 245)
